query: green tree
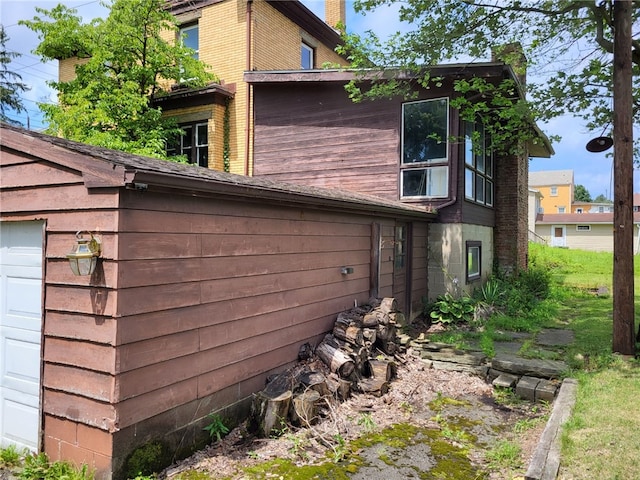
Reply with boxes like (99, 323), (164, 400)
(594, 193), (612, 203)
(21, 0), (216, 158)
(0, 25), (30, 125)
(574, 184), (592, 202)
(339, 0), (639, 161)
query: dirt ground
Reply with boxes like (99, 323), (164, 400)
(158, 349), (550, 480)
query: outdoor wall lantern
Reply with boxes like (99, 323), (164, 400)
(66, 231), (101, 276)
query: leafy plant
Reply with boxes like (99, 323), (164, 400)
(19, 452), (94, 480)
(203, 414), (229, 442)
(0, 445), (24, 468)
(357, 413), (377, 433)
(428, 293), (475, 325)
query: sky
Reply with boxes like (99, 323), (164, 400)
(1, 0), (638, 198)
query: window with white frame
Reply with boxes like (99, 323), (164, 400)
(558, 206), (566, 213)
(550, 186), (558, 196)
(301, 42), (314, 69)
(401, 98), (449, 199)
(576, 225), (591, 231)
(464, 120), (493, 206)
(167, 122), (208, 167)
(466, 241), (481, 282)
(180, 24), (199, 59)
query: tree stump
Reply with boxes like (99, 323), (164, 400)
(357, 377), (389, 397)
(291, 389), (321, 426)
(250, 389), (292, 437)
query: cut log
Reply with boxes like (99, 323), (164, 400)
(336, 311), (363, 328)
(363, 310), (389, 327)
(316, 339), (355, 378)
(250, 389), (292, 438)
(298, 371), (329, 397)
(376, 323), (397, 344)
(368, 359), (397, 381)
(333, 322), (364, 346)
(388, 311), (406, 327)
(378, 297), (398, 314)
(362, 328), (377, 344)
(291, 389), (321, 426)
(326, 373), (351, 401)
(358, 377), (389, 397)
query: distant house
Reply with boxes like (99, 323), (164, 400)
(530, 170), (639, 253)
(246, 66), (554, 298)
(535, 212), (640, 253)
(528, 169), (574, 214)
(571, 201), (613, 214)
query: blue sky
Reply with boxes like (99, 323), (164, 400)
(2, 0), (637, 198)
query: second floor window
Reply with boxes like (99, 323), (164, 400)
(550, 186), (558, 196)
(301, 42), (314, 69)
(464, 120), (494, 207)
(180, 24), (199, 59)
(167, 122), (208, 167)
(401, 98), (449, 199)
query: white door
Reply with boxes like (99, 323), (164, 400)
(0, 221), (44, 451)
(551, 225), (566, 247)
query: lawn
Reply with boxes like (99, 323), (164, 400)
(528, 243), (640, 480)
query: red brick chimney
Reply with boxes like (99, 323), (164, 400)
(325, 0), (346, 30)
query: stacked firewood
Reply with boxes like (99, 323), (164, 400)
(249, 298), (404, 437)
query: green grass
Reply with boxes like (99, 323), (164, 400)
(528, 243), (640, 480)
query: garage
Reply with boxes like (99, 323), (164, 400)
(0, 220), (44, 451)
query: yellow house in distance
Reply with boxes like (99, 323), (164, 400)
(58, 0), (350, 175)
(528, 169), (574, 214)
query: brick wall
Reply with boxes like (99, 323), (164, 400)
(325, 0), (346, 29)
(494, 151), (529, 272)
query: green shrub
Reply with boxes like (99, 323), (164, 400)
(428, 293), (475, 325)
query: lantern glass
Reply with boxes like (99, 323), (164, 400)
(66, 233), (100, 276)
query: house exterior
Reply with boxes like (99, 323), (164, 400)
(571, 201), (613, 214)
(0, 123), (434, 478)
(58, 0), (349, 175)
(528, 188), (545, 243)
(245, 67), (554, 298)
(528, 169), (574, 214)
(529, 170), (640, 253)
(535, 213), (640, 253)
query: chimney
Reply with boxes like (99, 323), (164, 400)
(492, 42), (527, 87)
(325, 0), (346, 30)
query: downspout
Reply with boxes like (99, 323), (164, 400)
(244, 0), (253, 176)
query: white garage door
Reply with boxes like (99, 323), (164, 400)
(0, 221), (44, 451)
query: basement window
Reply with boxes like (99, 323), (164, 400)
(576, 225), (591, 231)
(466, 241), (481, 282)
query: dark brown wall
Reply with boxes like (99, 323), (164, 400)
(253, 83), (400, 200)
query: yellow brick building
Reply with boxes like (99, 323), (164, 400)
(58, 0), (349, 175)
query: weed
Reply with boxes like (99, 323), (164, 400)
(285, 432), (310, 461)
(492, 386), (523, 407)
(357, 413), (377, 433)
(331, 434), (348, 463)
(203, 413), (229, 442)
(513, 417), (544, 434)
(485, 439), (522, 469)
(399, 401), (413, 416)
(0, 445), (24, 468)
(20, 452), (94, 480)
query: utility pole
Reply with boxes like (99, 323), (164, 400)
(612, 0), (635, 355)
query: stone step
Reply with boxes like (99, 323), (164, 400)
(491, 354), (568, 379)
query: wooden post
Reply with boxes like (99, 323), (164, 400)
(612, 0), (635, 355)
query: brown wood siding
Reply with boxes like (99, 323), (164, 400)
(1, 152), (120, 440)
(111, 189), (384, 429)
(252, 84), (400, 200)
(410, 222), (428, 317)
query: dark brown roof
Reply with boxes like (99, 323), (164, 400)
(1, 123), (435, 220)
